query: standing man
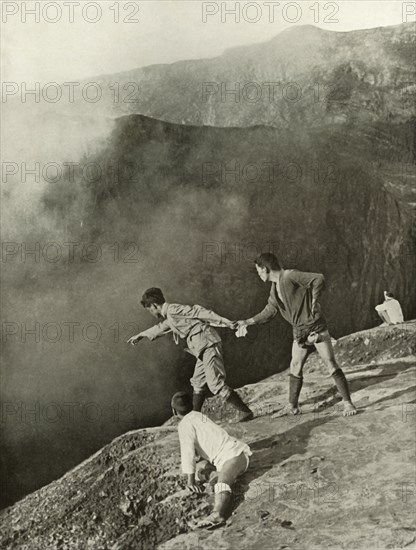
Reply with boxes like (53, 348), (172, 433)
(375, 291), (404, 325)
(171, 391), (252, 529)
(236, 253), (357, 417)
(128, 288), (253, 421)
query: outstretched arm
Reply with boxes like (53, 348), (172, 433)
(127, 319), (171, 345)
(237, 290), (278, 327)
(174, 303), (236, 329)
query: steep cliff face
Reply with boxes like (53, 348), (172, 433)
(44, 114), (416, 340)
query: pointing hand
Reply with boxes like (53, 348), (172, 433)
(127, 334), (142, 346)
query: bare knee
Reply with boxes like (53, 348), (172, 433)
(218, 453), (246, 486)
(290, 361), (304, 378)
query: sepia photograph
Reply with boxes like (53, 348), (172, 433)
(1, 1), (415, 548)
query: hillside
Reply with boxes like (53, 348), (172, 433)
(1, 322), (415, 549)
(10, 23), (415, 127)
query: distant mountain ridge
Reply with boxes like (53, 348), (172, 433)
(10, 22), (414, 128)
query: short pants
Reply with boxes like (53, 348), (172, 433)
(190, 343), (231, 398)
(214, 441), (252, 472)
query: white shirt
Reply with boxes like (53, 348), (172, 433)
(375, 298), (404, 324)
(178, 411), (251, 474)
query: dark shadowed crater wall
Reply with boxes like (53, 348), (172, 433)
(1, 111), (415, 509)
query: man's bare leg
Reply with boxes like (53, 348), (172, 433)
(197, 452), (247, 528)
(377, 310), (391, 326)
(288, 340), (312, 414)
(272, 341), (311, 418)
(315, 335), (357, 416)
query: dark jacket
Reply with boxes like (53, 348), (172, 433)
(252, 269), (327, 342)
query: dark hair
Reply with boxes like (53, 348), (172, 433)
(254, 253), (281, 272)
(171, 392), (193, 415)
(385, 292), (394, 298)
(141, 287), (165, 308)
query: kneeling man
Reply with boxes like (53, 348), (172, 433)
(172, 391), (252, 529)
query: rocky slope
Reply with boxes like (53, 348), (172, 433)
(1, 322), (415, 550)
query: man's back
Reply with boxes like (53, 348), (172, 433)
(376, 298), (404, 324)
(139, 302), (227, 353)
(178, 411), (249, 473)
(163, 303), (221, 337)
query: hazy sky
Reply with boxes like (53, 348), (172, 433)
(2, 0), (413, 82)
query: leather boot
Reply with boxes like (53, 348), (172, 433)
(289, 374), (304, 409)
(227, 390), (253, 422)
(214, 490), (232, 520)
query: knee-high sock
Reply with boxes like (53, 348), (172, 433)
(289, 374), (303, 408)
(332, 369), (352, 402)
(214, 490), (232, 519)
